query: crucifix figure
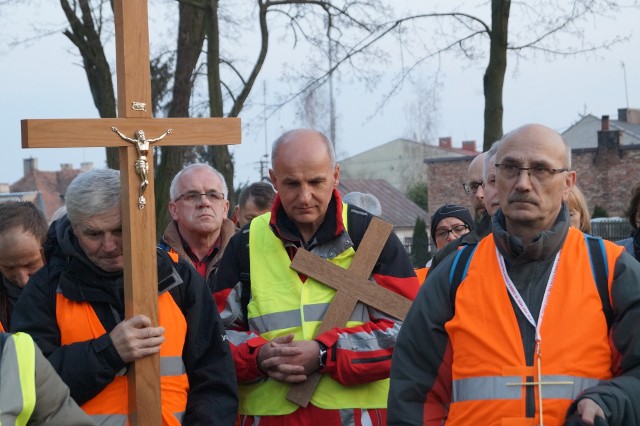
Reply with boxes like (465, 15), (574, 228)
(111, 127), (172, 209)
(20, 1), (240, 424)
(286, 217), (414, 407)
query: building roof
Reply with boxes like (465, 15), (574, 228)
(562, 114), (640, 149)
(339, 138), (478, 162)
(0, 191), (46, 213)
(10, 169), (81, 220)
(339, 179), (428, 228)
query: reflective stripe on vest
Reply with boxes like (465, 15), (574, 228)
(239, 205), (389, 415)
(250, 302), (369, 334)
(56, 291), (189, 425)
(452, 375), (599, 401)
(445, 228), (622, 425)
(0, 332), (37, 426)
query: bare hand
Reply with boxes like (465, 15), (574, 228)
(258, 334), (321, 383)
(109, 315), (165, 363)
(576, 398), (605, 425)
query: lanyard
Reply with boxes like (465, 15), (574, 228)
(497, 248), (562, 426)
(496, 248), (561, 342)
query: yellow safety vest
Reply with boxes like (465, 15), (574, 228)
(239, 205), (389, 415)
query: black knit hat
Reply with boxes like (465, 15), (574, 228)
(430, 204), (474, 244)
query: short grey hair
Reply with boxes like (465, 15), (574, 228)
(483, 141), (500, 181)
(343, 192), (382, 217)
(169, 163), (228, 201)
(271, 129), (336, 169)
(65, 169), (121, 225)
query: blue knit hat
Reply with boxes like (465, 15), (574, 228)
(430, 204), (474, 244)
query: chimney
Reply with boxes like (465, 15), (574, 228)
(60, 163), (73, 171)
(618, 108), (640, 124)
(0, 183), (9, 193)
(597, 115), (622, 150)
(462, 140), (476, 152)
(439, 137), (452, 149)
(80, 162), (93, 172)
(23, 158), (38, 176)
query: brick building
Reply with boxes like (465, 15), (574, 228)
(0, 158), (93, 220)
(426, 115), (640, 224)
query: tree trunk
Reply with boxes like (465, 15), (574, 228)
(483, 0), (510, 151)
(155, 0), (207, 236)
(60, 0), (119, 168)
(205, 0), (236, 209)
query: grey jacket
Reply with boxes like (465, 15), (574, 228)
(0, 332), (93, 426)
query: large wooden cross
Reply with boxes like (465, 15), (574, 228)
(20, 1), (240, 424)
(285, 217), (413, 407)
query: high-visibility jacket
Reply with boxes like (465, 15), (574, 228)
(239, 207), (389, 415)
(56, 291), (189, 426)
(445, 228), (623, 425)
(0, 332), (36, 426)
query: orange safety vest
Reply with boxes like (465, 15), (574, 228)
(56, 290), (189, 426)
(414, 267), (428, 285)
(445, 228), (622, 425)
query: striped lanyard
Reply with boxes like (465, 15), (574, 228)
(497, 248), (562, 426)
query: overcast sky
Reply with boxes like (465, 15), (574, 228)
(1, 1), (638, 187)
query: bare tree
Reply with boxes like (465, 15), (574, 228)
(52, 0), (391, 233)
(403, 74), (441, 143)
(373, 0), (632, 149)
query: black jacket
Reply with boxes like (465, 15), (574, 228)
(11, 216), (238, 425)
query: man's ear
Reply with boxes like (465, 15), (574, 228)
(269, 169), (278, 191)
(168, 201), (179, 220)
(333, 164), (340, 187)
(562, 171), (577, 201)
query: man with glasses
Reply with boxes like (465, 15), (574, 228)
(428, 144), (501, 273)
(160, 163), (237, 291)
(389, 124), (640, 425)
(463, 152), (487, 221)
(12, 168), (238, 425)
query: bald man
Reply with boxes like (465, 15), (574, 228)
(464, 152), (487, 221)
(214, 129), (419, 425)
(390, 124), (640, 425)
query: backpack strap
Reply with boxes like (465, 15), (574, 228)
(585, 235), (614, 330)
(346, 204), (371, 251)
(238, 228), (252, 322)
(448, 244), (478, 310)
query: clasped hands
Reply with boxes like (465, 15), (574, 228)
(257, 333), (323, 383)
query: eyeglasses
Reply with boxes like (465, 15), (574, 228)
(495, 164), (568, 181)
(463, 181), (483, 194)
(176, 190), (225, 203)
(434, 224), (469, 240)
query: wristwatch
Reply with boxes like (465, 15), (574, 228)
(317, 341), (328, 369)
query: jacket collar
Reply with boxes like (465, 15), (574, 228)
(161, 218), (238, 277)
(269, 189), (345, 250)
(492, 203), (570, 265)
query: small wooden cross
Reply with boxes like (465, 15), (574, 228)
(20, 1), (240, 424)
(285, 217), (413, 407)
